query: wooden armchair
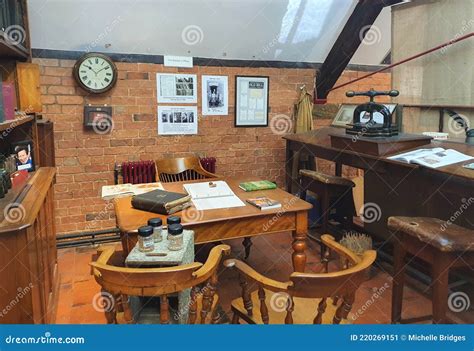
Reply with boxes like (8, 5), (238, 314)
(225, 235), (376, 324)
(90, 244), (230, 324)
(155, 156), (219, 183)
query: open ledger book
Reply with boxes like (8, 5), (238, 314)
(183, 181), (245, 210)
(387, 148), (473, 168)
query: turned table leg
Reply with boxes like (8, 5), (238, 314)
(292, 211), (308, 272)
(432, 254), (450, 324)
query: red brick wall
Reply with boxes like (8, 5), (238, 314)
(34, 57), (391, 234)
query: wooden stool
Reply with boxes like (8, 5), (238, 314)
(388, 216), (474, 324)
(299, 169), (356, 234)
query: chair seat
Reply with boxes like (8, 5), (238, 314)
(388, 216), (474, 252)
(299, 169), (355, 188)
(231, 288), (351, 324)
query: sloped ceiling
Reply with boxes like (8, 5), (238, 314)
(28, 0), (391, 65)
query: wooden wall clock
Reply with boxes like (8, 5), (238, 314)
(73, 53), (118, 94)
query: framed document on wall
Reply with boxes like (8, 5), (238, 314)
(235, 76), (269, 127)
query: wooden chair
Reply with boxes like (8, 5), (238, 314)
(299, 169), (356, 235)
(225, 234), (376, 324)
(388, 216), (474, 324)
(90, 244), (230, 324)
(155, 156), (253, 259)
(155, 156), (218, 183)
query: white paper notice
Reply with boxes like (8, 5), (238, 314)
(158, 106), (198, 135)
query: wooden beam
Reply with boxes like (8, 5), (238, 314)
(315, 0), (402, 101)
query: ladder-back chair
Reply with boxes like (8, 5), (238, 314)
(90, 244), (230, 324)
(225, 235), (376, 324)
(155, 156), (218, 183)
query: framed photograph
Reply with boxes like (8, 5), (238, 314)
(202, 75), (228, 115)
(235, 76), (269, 127)
(158, 106), (198, 135)
(156, 73), (197, 103)
(331, 103), (397, 127)
(11, 140), (35, 172)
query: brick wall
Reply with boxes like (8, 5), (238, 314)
(33, 57), (391, 234)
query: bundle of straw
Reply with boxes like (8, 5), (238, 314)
(340, 231), (372, 256)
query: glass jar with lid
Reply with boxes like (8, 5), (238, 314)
(167, 224), (184, 251)
(165, 216), (181, 239)
(148, 218), (163, 242)
(138, 225), (154, 252)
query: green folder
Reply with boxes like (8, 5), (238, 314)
(239, 180), (277, 192)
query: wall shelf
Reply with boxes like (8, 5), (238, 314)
(0, 114), (34, 132)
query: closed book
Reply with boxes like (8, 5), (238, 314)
(131, 189), (190, 214)
(246, 197), (281, 210)
(2, 82), (16, 120)
(239, 180), (277, 192)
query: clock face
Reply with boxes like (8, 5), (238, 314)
(74, 53), (117, 93)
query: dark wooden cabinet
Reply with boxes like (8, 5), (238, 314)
(0, 168), (57, 323)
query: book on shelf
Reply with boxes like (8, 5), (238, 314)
(101, 182), (164, 200)
(246, 197), (281, 210)
(131, 189), (191, 215)
(2, 82), (17, 121)
(387, 147), (473, 168)
(239, 180), (277, 192)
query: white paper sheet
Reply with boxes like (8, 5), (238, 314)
(192, 196), (245, 211)
(183, 181), (246, 210)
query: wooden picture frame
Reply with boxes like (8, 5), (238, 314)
(234, 76), (269, 127)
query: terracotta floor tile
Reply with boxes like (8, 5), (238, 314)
(55, 232), (465, 324)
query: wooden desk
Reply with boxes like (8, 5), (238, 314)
(113, 178), (312, 272)
(284, 127), (474, 240)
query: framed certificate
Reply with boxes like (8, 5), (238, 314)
(235, 76), (269, 127)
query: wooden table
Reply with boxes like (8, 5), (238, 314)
(284, 127), (474, 240)
(113, 177), (312, 272)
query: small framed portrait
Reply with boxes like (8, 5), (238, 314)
(12, 140), (35, 172)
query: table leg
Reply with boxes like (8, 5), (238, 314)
(391, 242), (407, 323)
(285, 141), (293, 193)
(292, 211), (308, 272)
(432, 254), (450, 324)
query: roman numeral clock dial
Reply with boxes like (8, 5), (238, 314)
(73, 53), (117, 94)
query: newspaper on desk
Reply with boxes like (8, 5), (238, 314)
(387, 147), (473, 168)
(183, 180), (245, 210)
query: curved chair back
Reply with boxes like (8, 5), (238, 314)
(155, 156), (218, 183)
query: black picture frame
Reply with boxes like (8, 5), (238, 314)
(11, 140), (35, 172)
(234, 75), (269, 127)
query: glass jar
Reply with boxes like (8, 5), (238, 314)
(148, 218), (163, 242)
(168, 224), (184, 251)
(165, 216), (181, 239)
(138, 225), (154, 252)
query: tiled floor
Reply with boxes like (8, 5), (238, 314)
(55, 232), (467, 324)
